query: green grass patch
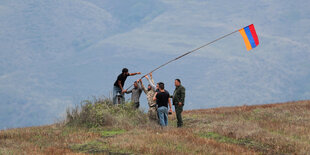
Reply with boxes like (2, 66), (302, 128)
(200, 132), (239, 144)
(101, 129), (126, 137)
(253, 108), (261, 113)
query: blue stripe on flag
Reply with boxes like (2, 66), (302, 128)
(244, 26), (256, 48)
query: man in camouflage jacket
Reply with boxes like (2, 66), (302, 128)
(139, 74), (158, 121)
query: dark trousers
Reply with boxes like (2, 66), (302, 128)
(175, 105), (183, 127)
(134, 102), (140, 109)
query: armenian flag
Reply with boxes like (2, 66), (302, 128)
(239, 24), (259, 51)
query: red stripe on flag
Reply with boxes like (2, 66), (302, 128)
(249, 24), (259, 46)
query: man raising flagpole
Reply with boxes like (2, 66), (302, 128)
(113, 68), (141, 105)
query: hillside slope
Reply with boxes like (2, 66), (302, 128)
(1, 100), (310, 154)
(1, 0), (310, 130)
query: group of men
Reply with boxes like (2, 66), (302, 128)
(113, 68), (185, 127)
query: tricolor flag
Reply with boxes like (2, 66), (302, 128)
(239, 24), (259, 51)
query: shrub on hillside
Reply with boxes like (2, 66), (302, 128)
(66, 97), (149, 128)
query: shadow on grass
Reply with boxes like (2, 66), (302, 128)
(70, 140), (130, 155)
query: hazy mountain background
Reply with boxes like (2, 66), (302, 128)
(0, 0), (309, 129)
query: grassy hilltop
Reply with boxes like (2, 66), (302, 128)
(1, 99), (310, 154)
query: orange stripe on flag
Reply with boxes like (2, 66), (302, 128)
(239, 28), (252, 51)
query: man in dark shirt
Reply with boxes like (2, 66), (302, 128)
(172, 79), (185, 127)
(113, 68), (141, 105)
(153, 82), (172, 126)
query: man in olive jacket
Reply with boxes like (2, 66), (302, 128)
(172, 79), (185, 127)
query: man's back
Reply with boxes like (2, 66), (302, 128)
(156, 90), (170, 108)
(114, 73), (128, 87)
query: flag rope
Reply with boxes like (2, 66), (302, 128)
(126, 28), (240, 90)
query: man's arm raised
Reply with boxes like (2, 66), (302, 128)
(145, 75), (156, 91)
(140, 79), (148, 94)
(149, 72), (155, 84)
(129, 72), (141, 76)
(137, 79), (142, 90)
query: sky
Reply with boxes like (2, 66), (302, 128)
(0, 0), (309, 129)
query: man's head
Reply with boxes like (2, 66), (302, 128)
(175, 79), (181, 87)
(122, 68), (128, 75)
(158, 82), (164, 90)
(147, 84), (152, 91)
(134, 81), (138, 88)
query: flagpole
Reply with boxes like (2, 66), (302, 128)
(126, 28), (240, 90)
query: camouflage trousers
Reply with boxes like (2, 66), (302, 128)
(148, 107), (158, 121)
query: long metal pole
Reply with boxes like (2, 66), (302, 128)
(126, 29), (240, 90)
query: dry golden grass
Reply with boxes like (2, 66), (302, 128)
(1, 100), (310, 154)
